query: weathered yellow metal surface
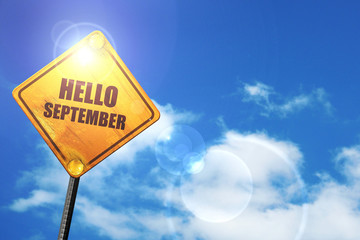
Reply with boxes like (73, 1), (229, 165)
(13, 31), (160, 177)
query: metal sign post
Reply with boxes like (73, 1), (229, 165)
(58, 177), (80, 240)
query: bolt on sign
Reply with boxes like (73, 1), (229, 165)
(13, 31), (160, 177)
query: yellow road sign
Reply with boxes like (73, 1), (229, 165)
(13, 31), (160, 177)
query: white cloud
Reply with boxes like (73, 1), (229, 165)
(76, 198), (138, 240)
(9, 101), (360, 240)
(335, 145), (360, 181)
(302, 181), (360, 240)
(76, 196), (186, 240)
(243, 82), (274, 103)
(10, 189), (60, 212)
(278, 94), (310, 113)
(241, 81), (333, 117)
(180, 149), (253, 223)
(313, 88), (333, 114)
(14, 143), (69, 192)
(161, 131), (308, 240)
(154, 132), (360, 240)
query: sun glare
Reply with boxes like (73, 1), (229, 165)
(77, 46), (93, 66)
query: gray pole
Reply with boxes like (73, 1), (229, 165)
(58, 176), (80, 240)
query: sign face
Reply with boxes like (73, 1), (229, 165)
(13, 31), (160, 177)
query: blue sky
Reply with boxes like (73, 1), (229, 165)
(1, 1), (360, 239)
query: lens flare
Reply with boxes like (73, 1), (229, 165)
(76, 47), (93, 66)
(155, 125), (206, 175)
(183, 152), (205, 174)
(180, 149), (253, 223)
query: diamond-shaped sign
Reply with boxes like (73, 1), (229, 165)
(13, 31), (160, 177)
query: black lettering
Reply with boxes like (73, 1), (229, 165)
(94, 84), (103, 105)
(43, 102), (53, 118)
(99, 112), (108, 127)
(60, 105), (70, 120)
(53, 104), (61, 119)
(108, 113), (117, 128)
(73, 80), (85, 102)
(43, 100), (127, 131)
(78, 108), (86, 123)
(59, 78), (74, 100)
(85, 110), (99, 125)
(104, 86), (118, 107)
(84, 82), (93, 104)
(116, 114), (126, 130)
(70, 107), (79, 122)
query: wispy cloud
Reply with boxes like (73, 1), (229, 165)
(240, 81), (333, 117)
(10, 190), (60, 212)
(76, 198), (138, 239)
(243, 81), (274, 105)
(335, 145), (360, 181)
(77, 197), (184, 240)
